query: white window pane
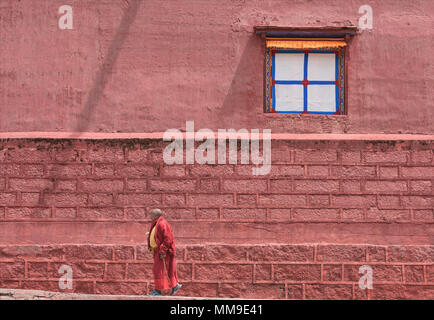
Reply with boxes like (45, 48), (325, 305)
(274, 53), (304, 81)
(307, 85), (336, 113)
(275, 84), (304, 112)
(307, 53), (336, 81)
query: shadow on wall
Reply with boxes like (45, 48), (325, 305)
(73, 0), (142, 134)
(218, 35), (264, 129)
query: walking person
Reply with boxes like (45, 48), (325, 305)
(147, 208), (182, 296)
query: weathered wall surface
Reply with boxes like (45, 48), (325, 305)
(0, 139), (432, 299)
(1, 0), (433, 134)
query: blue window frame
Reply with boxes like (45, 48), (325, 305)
(266, 48), (345, 115)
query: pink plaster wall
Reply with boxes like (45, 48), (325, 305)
(0, 0), (433, 134)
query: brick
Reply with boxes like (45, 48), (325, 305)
(21, 281), (59, 292)
(271, 147), (291, 163)
(161, 166), (186, 177)
(55, 208), (76, 219)
(0, 193), (16, 205)
(7, 207), (51, 219)
(222, 208), (266, 220)
(127, 263), (153, 280)
(341, 151), (361, 163)
(342, 209), (364, 221)
(149, 179), (196, 192)
(126, 207), (146, 220)
(237, 194), (257, 205)
(43, 193), (88, 206)
(270, 179), (292, 193)
(405, 265), (425, 283)
(190, 165), (234, 177)
(106, 263), (126, 280)
(411, 151), (433, 164)
(365, 180), (407, 193)
(199, 179), (220, 192)
(77, 207), (124, 220)
(323, 264), (342, 281)
(295, 151), (337, 163)
(287, 284), (303, 299)
(20, 192), (40, 204)
(9, 178), (53, 191)
(135, 245), (153, 261)
(64, 245), (112, 260)
(305, 284), (352, 300)
(21, 164), (44, 176)
(377, 195), (400, 208)
(165, 194), (185, 206)
(94, 164), (115, 177)
(163, 208), (195, 220)
(126, 179), (148, 192)
(365, 152), (408, 163)
(117, 193), (161, 206)
(95, 282), (147, 296)
(116, 164), (158, 177)
(268, 165), (304, 176)
(127, 149), (150, 162)
(367, 246), (386, 262)
(197, 208), (219, 219)
(344, 264), (402, 282)
(27, 262), (49, 278)
(0, 164), (20, 176)
(332, 166), (376, 177)
(218, 283), (285, 299)
(248, 245), (314, 262)
(269, 208), (291, 221)
(410, 180), (432, 193)
(293, 208), (339, 221)
(53, 149), (79, 162)
(366, 208), (410, 222)
(7, 148), (51, 163)
(0, 262), (25, 278)
(188, 194), (233, 207)
(195, 264), (252, 280)
(309, 195), (330, 206)
(180, 282), (218, 298)
(379, 167), (399, 178)
(56, 179), (77, 191)
(388, 246), (434, 262)
(45, 164), (92, 177)
(427, 265), (434, 282)
(255, 264), (271, 281)
(0, 245), (64, 259)
(0, 207), (4, 218)
(317, 245), (366, 262)
(370, 284), (434, 300)
(274, 264), (321, 281)
(414, 210), (433, 221)
(186, 245), (247, 262)
(307, 166), (329, 176)
(402, 166), (434, 178)
(90, 193), (114, 206)
(341, 180), (361, 192)
(401, 196), (432, 208)
(332, 195), (376, 208)
(81, 148), (125, 163)
(259, 194), (307, 207)
(80, 179), (124, 192)
(223, 179), (267, 193)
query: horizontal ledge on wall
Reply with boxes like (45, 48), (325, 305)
(0, 132), (433, 141)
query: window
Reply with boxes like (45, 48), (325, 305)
(255, 27), (357, 115)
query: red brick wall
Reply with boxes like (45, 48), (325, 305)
(0, 138), (433, 299)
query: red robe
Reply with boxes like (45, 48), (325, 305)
(147, 216), (178, 291)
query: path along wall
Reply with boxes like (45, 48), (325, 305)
(0, 138), (433, 299)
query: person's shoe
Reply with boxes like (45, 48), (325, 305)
(148, 290), (162, 296)
(171, 283), (182, 296)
